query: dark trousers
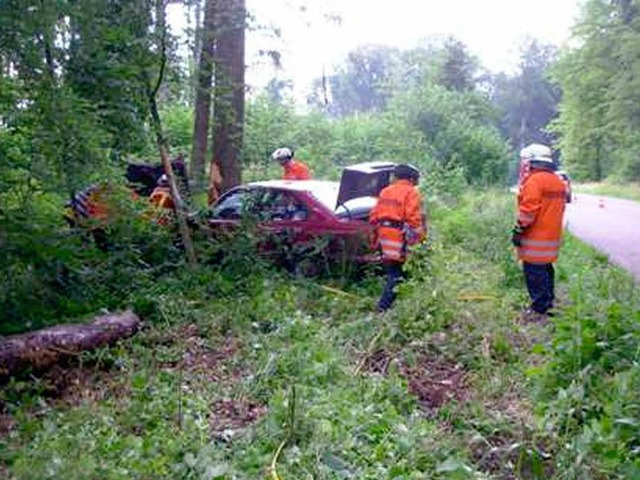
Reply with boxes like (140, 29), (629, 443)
(523, 262), (555, 314)
(378, 261), (405, 311)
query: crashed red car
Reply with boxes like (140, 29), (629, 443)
(198, 162), (397, 273)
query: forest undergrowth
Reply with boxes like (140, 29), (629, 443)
(1, 192), (639, 479)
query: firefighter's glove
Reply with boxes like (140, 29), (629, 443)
(403, 224), (420, 246)
(511, 225), (525, 247)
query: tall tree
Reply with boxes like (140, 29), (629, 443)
(437, 37), (477, 92)
(190, 0), (216, 185)
(551, 0), (640, 180)
(491, 40), (561, 150)
(322, 45), (400, 117)
(148, 0), (197, 266)
(211, 0), (246, 199)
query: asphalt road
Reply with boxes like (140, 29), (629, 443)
(565, 193), (640, 280)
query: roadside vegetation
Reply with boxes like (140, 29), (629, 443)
(2, 190), (640, 479)
(575, 182), (640, 203)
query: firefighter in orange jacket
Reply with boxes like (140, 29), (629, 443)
(271, 147), (312, 180)
(512, 144), (566, 319)
(149, 175), (175, 225)
(370, 164), (426, 312)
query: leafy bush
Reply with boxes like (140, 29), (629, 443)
(0, 188), (181, 333)
(532, 236), (640, 477)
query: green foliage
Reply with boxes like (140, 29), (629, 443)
(490, 39), (561, 149)
(394, 84), (510, 185)
(0, 189), (181, 334)
(160, 104), (194, 156)
(531, 235), (640, 477)
(576, 181), (640, 203)
(552, 0), (640, 181)
(3, 189), (640, 478)
(246, 81), (509, 187)
(0, 0), (187, 333)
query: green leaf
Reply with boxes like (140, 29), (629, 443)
(322, 451), (353, 477)
(435, 456), (470, 473)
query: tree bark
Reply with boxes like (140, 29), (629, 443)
(211, 0), (245, 196)
(0, 311), (140, 377)
(190, 0), (203, 104)
(150, 0), (198, 267)
(190, 0), (216, 185)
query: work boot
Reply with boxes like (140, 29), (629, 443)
(519, 308), (549, 325)
(376, 304), (389, 314)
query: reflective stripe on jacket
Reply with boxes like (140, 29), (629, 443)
(69, 184), (110, 226)
(370, 179), (425, 262)
(283, 160), (311, 180)
(516, 170), (566, 263)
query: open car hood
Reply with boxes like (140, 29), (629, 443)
(336, 161), (396, 208)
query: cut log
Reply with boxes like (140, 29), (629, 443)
(0, 310), (141, 377)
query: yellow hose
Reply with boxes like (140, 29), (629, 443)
(319, 285), (358, 299)
(269, 438), (288, 480)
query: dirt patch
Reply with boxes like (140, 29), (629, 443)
(358, 347), (470, 414)
(42, 365), (128, 407)
(174, 331), (242, 384)
(362, 349), (393, 374)
(400, 352), (469, 414)
(209, 398), (267, 440)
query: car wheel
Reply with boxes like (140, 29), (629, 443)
(293, 257), (323, 277)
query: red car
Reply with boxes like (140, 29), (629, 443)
(199, 162), (396, 274)
(556, 170), (572, 203)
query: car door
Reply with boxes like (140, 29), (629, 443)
(204, 187), (258, 238)
(252, 189), (316, 260)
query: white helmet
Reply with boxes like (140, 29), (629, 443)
(157, 174), (169, 186)
(520, 144), (553, 163)
(271, 147), (293, 163)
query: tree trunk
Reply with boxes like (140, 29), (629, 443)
(211, 0), (245, 196)
(190, 0), (216, 185)
(190, 0), (203, 104)
(150, 0), (198, 267)
(0, 311), (140, 377)
(40, 0), (56, 83)
(519, 115), (527, 149)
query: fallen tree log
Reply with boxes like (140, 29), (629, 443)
(0, 310), (141, 377)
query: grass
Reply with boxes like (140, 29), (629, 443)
(575, 181), (640, 203)
(1, 191), (639, 479)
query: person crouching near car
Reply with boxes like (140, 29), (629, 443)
(512, 144), (567, 321)
(271, 147), (312, 180)
(370, 164), (426, 312)
(149, 174), (175, 225)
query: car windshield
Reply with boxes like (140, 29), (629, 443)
(207, 187), (310, 222)
(209, 181), (375, 220)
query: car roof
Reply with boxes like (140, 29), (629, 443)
(247, 179), (339, 210)
(342, 161), (396, 173)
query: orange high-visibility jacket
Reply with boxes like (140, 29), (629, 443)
(68, 184), (111, 227)
(283, 159), (311, 180)
(150, 186), (174, 209)
(149, 186), (175, 226)
(369, 179), (426, 262)
(517, 170), (566, 264)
